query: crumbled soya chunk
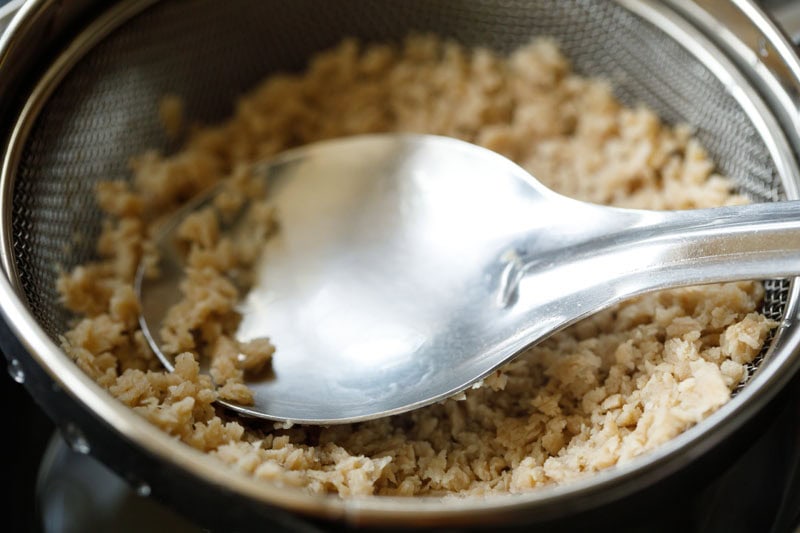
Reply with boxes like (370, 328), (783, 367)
(159, 94), (185, 140)
(158, 200), (277, 405)
(237, 338), (275, 374)
(58, 37), (777, 497)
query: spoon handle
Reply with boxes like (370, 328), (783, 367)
(613, 200), (800, 285)
(511, 200), (800, 320)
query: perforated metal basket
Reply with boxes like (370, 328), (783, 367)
(0, 0), (799, 529)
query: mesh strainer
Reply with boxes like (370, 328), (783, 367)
(0, 0), (799, 529)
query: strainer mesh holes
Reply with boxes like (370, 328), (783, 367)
(8, 0), (789, 385)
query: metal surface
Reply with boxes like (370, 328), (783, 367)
(0, 1), (24, 29)
(0, 0), (798, 528)
(767, 0), (800, 42)
(142, 134), (800, 424)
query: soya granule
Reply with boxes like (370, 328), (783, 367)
(58, 37), (775, 497)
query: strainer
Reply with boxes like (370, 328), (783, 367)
(0, 0), (799, 530)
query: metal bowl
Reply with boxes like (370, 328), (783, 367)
(0, 0), (799, 529)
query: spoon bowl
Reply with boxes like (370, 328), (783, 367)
(137, 134), (800, 424)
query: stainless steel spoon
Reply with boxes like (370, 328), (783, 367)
(137, 134), (799, 424)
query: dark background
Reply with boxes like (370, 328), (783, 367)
(5, 361), (52, 531)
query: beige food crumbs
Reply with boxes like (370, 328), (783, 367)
(58, 37), (777, 497)
(158, 196), (278, 405)
(159, 94), (185, 140)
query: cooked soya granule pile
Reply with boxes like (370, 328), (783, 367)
(58, 37), (776, 497)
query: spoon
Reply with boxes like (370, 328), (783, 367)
(137, 134), (800, 425)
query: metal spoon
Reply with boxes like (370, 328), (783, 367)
(137, 134), (799, 424)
